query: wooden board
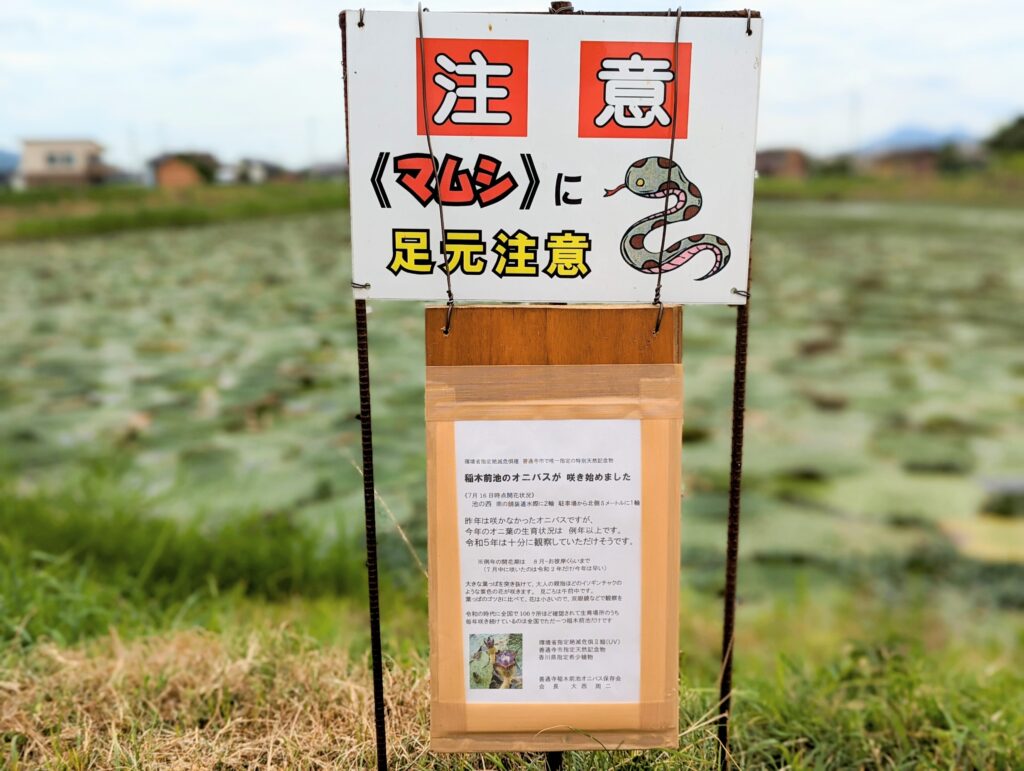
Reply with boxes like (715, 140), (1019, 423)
(425, 304), (682, 366)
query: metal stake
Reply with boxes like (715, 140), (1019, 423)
(717, 301), (750, 770)
(355, 298), (388, 771)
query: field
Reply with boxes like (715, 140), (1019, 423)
(753, 154), (1024, 207)
(1, 196), (1023, 768)
(0, 182), (348, 243)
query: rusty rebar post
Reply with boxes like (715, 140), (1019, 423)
(717, 301), (750, 769)
(355, 299), (388, 771)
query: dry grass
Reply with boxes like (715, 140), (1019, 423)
(0, 629), (726, 770)
(1, 628), (412, 769)
(4, 612), (1023, 770)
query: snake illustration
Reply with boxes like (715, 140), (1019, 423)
(604, 157), (730, 279)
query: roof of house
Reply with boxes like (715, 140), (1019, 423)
(22, 139), (103, 150)
(239, 158), (287, 173)
(872, 147), (940, 162)
(756, 148), (809, 158)
(148, 152), (218, 168)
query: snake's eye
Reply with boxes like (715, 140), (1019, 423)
(636, 178), (645, 187)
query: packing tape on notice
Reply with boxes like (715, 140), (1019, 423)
(426, 362), (683, 752)
(426, 363), (683, 421)
(432, 699), (678, 733)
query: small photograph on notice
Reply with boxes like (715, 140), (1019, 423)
(468, 633), (523, 690)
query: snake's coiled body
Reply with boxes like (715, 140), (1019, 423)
(605, 157), (731, 280)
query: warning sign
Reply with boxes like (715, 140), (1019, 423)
(344, 10), (762, 304)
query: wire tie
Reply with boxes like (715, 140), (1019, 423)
(651, 7), (682, 333)
(745, 8), (752, 36)
(358, 8), (365, 27)
(418, 2), (457, 326)
(442, 298), (455, 336)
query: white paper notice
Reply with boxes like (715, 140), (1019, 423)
(455, 419), (642, 704)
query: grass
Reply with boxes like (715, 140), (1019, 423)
(1, 196), (1023, 767)
(1, 160), (1021, 247)
(755, 154), (1024, 206)
(2, 592), (1021, 768)
(754, 173), (1024, 207)
(0, 181), (349, 242)
(0, 469), (369, 650)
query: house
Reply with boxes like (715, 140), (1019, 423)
(302, 161), (348, 181)
(237, 158), (289, 184)
(15, 139), (113, 189)
(149, 152), (218, 189)
(215, 164), (239, 185)
(867, 148), (940, 178)
(755, 148), (810, 179)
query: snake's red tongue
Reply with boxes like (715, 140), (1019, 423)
(604, 184), (625, 197)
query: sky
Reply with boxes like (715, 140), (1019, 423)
(1, 0), (1022, 170)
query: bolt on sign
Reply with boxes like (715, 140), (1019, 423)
(344, 11), (762, 304)
(341, 8), (762, 755)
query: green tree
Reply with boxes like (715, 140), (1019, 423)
(985, 115), (1024, 153)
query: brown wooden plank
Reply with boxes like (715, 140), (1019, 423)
(425, 304), (681, 366)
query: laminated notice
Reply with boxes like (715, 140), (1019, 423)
(425, 309), (684, 752)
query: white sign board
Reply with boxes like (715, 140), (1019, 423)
(343, 11), (762, 304)
(455, 419), (641, 703)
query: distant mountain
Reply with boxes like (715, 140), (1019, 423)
(858, 126), (976, 155)
(0, 150), (18, 173)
